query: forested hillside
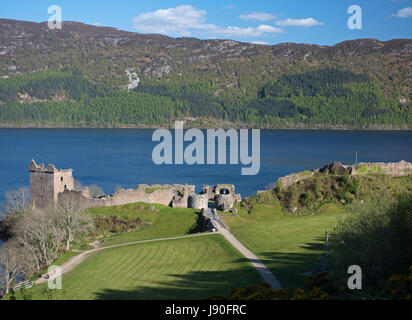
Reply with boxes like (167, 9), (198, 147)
(0, 19), (410, 128)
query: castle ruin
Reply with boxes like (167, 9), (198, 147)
(276, 160), (412, 189)
(29, 160), (74, 209)
(29, 160), (240, 211)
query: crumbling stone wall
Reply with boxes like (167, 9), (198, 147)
(58, 184), (195, 209)
(350, 160), (412, 176)
(29, 160), (243, 211)
(214, 194), (234, 211)
(188, 193), (208, 209)
(277, 160), (412, 189)
(29, 159), (195, 210)
(201, 184), (241, 203)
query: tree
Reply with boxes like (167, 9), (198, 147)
(88, 185), (105, 198)
(0, 240), (22, 295)
(3, 186), (30, 216)
(13, 210), (65, 268)
(57, 197), (94, 250)
(330, 194), (412, 286)
(73, 179), (83, 191)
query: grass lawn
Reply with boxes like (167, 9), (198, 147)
(11, 234), (262, 300)
(85, 202), (201, 247)
(222, 202), (347, 288)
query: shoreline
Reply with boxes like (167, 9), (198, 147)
(0, 124), (410, 131)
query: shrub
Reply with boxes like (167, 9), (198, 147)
(93, 216), (148, 234)
(299, 192), (312, 207)
(275, 179), (283, 192)
(330, 194), (412, 286)
(381, 266), (412, 300)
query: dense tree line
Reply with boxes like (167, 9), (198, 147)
(0, 68), (409, 128)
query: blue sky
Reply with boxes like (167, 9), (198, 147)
(1, 0), (411, 45)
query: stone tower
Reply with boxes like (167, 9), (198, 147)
(29, 159), (74, 209)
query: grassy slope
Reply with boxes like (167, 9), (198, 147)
(85, 202), (201, 247)
(7, 200), (345, 299)
(222, 203), (347, 288)
(11, 234), (262, 300)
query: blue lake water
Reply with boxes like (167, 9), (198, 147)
(0, 128), (411, 207)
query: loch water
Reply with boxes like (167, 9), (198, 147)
(0, 128), (411, 205)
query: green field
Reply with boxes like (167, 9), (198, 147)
(12, 234), (262, 300)
(7, 200), (347, 299)
(85, 202), (201, 247)
(222, 203), (347, 288)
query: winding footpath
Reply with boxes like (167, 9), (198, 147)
(218, 228), (282, 289)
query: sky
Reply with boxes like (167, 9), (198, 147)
(1, 0), (411, 45)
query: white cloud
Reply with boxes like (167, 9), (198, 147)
(132, 5), (284, 38)
(239, 12), (276, 21)
(206, 24), (284, 38)
(392, 7), (412, 18)
(251, 40), (269, 45)
(275, 18), (324, 27)
(132, 5), (207, 36)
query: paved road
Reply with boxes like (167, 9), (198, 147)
(35, 232), (217, 284)
(206, 208), (282, 290)
(218, 227), (282, 290)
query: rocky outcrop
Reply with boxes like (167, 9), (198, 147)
(318, 161), (351, 175)
(125, 68), (140, 90)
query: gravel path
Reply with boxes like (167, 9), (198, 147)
(218, 227), (282, 290)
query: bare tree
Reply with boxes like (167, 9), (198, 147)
(16, 245), (37, 280)
(73, 179), (83, 191)
(57, 197), (94, 250)
(12, 213), (42, 271)
(0, 264), (4, 297)
(13, 210), (65, 267)
(32, 210), (66, 266)
(88, 185), (105, 198)
(0, 240), (22, 295)
(4, 186), (30, 216)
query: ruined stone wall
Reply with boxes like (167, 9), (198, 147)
(278, 171), (314, 190)
(29, 160), (243, 211)
(58, 184), (195, 210)
(350, 160), (412, 176)
(201, 184), (241, 203)
(188, 193), (208, 209)
(53, 170), (74, 199)
(30, 171), (55, 209)
(277, 160), (412, 189)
